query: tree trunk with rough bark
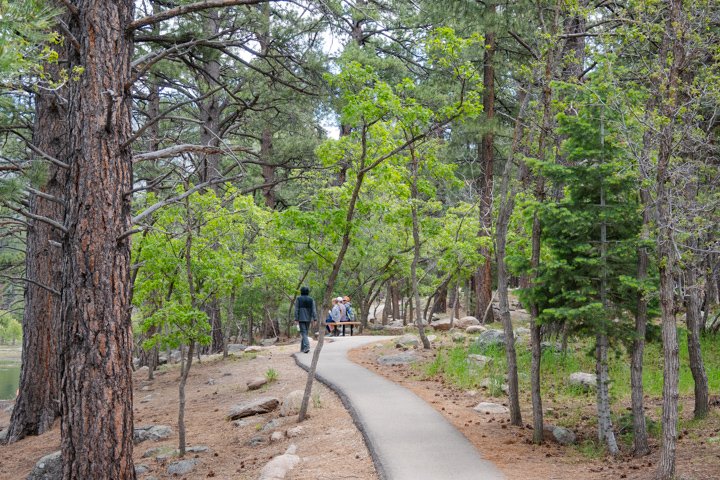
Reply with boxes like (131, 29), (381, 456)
(409, 147), (430, 349)
(656, 1), (683, 477)
(474, 3), (495, 323)
(60, 1), (136, 478)
(5, 51), (66, 443)
(686, 267), (709, 419)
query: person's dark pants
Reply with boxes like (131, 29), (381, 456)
(299, 321), (310, 352)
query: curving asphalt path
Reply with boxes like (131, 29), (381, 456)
(294, 335), (505, 480)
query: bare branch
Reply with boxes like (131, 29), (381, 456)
(128, 0), (271, 32)
(0, 274), (61, 297)
(3, 203), (68, 233)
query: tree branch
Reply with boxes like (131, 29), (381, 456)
(128, 0), (271, 32)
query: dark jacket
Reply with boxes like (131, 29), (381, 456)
(295, 295), (317, 323)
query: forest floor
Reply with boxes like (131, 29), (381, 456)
(1, 336), (719, 480)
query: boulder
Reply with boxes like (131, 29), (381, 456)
(473, 402), (509, 414)
(279, 390), (305, 417)
(510, 309), (531, 323)
(27, 451), (61, 480)
(227, 397), (280, 420)
(543, 424), (576, 445)
(467, 354), (493, 369)
(133, 425), (173, 444)
(157, 354), (168, 365)
(247, 376), (268, 391)
(568, 372), (597, 390)
(134, 464), (149, 475)
(227, 343), (247, 353)
(261, 337), (278, 347)
(395, 334), (420, 348)
(367, 324), (384, 331)
(244, 346), (264, 353)
(430, 319), (452, 331)
(169, 349), (182, 363)
(377, 352), (418, 366)
(475, 329), (507, 348)
(167, 459), (198, 475)
(426, 335), (437, 342)
(465, 325), (487, 334)
(259, 444), (301, 480)
(456, 316), (480, 328)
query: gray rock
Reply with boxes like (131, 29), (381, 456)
(247, 376), (268, 391)
(452, 332), (466, 343)
(133, 425), (173, 444)
(170, 349), (182, 363)
(543, 424), (576, 445)
(430, 319), (452, 331)
(270, 431), (284, 442)
(167, 459), (198, 475)
(540, 341), (562, 353)
(473, 402), (509, 414)
(514, 327), (531, 337)
(233, 419), (250, 428)
(227, 343), (247, 353)
(456, 316), (480, 328)
(368, 324), (384, 331)
(135, 464), (149, 475)
(395, 334), (420, 348)
(568, 372), (597, 390)
(248, 435), (266, 446)
(261, 337), (278, 346)
(0, 429), (7, 442)
(377, 352), (418, 366)
(206, 378), (216, 386)
(27, 451), (61, 480)
(280, 390), (305, 417)
(136, 365), (149, 373)
(426, 335), (437, 342)
(259, 444), (300, 480)
(187, 445), (209, 453)
(475, 329), (507, 348)
(467, 354), (493, 368)
(286, 426), (304, 438)
(244, 346), (264, 353)
(140, 394), (153, 403)
(142, 447), (163, 458)
(157, 355), (168, 365)
(510, 309), (530, 323)
(262, 418), (286, 432)
(465, 325), (487, 334)
(227, 397), (280, 420)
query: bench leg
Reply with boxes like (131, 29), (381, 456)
(342, 324), (347, 336)
(350, 325), (354, 336)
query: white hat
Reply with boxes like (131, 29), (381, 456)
(336, 297), (344, 302)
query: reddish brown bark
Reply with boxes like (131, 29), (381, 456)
(5, 55), (67, 443)
(60, 1), (136, 478)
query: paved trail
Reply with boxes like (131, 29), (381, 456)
(294, 335), (505, 480)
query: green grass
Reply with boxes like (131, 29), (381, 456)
(265, 367), (278, 383)
(424, 327), (720, 406)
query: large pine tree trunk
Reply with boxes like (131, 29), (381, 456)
(61, 2), (136, 478)
(474, 8), (495, 322)
(5, 56), (67, 442)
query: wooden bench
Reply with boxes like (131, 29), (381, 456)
(325, 321), (361, 336)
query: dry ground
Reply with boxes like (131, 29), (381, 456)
(2, 337), (719, 480)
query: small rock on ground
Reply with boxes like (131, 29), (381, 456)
(473, 402), (509, 414)
(167, 459), (198, 475)
(133, 425), (173, 444)
(227, 397), (280, 420)
(259, 444), (300, 480)
(377, 352), (418, 366)
(286, 426), (304, 438)
(280, 390), (304, 417)
(247, 376), (268, 390)
(27, 451), (61, 480)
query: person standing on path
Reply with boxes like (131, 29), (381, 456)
(294, 286), (316, 353)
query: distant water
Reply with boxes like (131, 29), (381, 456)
(0, 346), (21, 401)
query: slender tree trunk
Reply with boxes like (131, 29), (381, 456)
(596, 334), (619, 454)
(686, 267), (709, 418)
(632, 186), (651, 456)
(656, 1), (683, 477)
(60, 1), (136, 478)
(409, 146), (431, 349)
(5, 49), (66, 442)
(178, 342), (194, 457)
(496, 88), (528, 428)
